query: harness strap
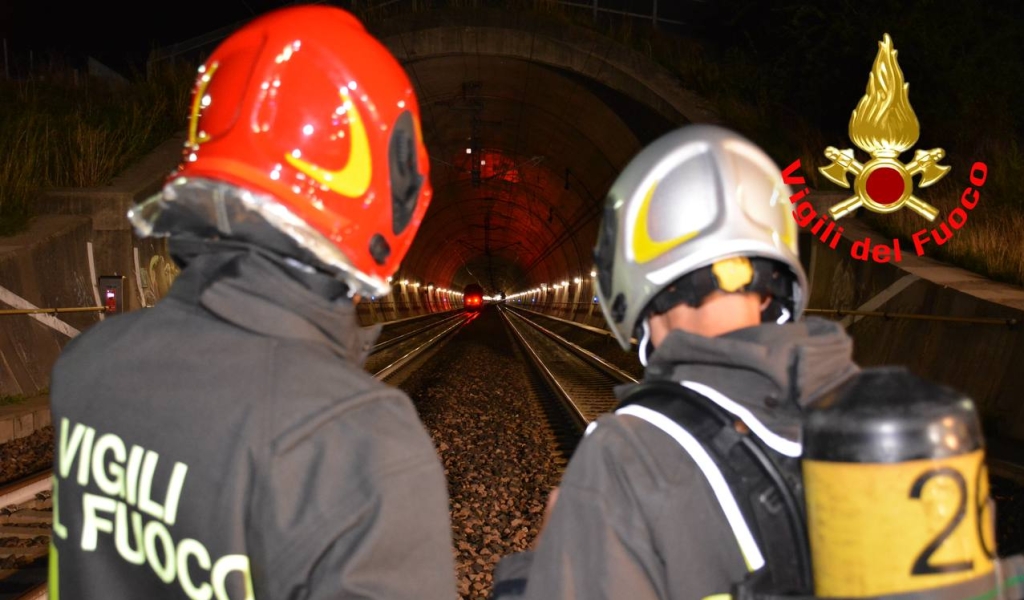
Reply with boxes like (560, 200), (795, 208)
(610, 380), (815, 594)
(616, 403), (766, 571)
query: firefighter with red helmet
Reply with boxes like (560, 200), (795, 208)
(49, 6), (457, 598)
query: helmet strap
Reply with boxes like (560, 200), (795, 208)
(638, 317), (653, 367)
(641, 258), (798, 331)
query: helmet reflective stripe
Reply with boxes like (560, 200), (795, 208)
(631, 180), (699, 264)
(614, 404), (766, 572)
(682, 381), (803, 458)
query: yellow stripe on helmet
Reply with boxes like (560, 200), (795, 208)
(632, 180), (698, 264)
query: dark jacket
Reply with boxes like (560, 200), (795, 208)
(49, 237), (458, 599)
(492, 318), (859, 600)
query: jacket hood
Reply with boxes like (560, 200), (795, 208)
(166, 236), (381, 367)
(130, 177), (392, 298)
(626, 317), (859, 446)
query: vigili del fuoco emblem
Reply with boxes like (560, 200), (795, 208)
(819, 34), (950, 222)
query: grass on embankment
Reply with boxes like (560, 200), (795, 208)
(0, 59), (194, 236)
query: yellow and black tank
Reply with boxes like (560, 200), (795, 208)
(802, 367), (997, 598)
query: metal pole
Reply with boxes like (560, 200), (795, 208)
(0, 307), (106, 316)
(592, 0), (597, 22)
(3, 39), (8, 80)
(803, 308), (1018, 327)
(652, 0), (658, 28)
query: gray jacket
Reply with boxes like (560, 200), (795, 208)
(50, 238), (458, 599)
(492, 318), (859, 600)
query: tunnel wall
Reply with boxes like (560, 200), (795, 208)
(0, 134), (443, 399)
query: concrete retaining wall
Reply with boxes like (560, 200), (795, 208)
(0, 134), (185, 398)
(0, 216), (97, 396)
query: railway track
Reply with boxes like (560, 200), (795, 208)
(502, 305), (1024, 556)
(0, 471), (51, 599)
(506, 305), (1024, 475)
(504, 306), (643, 381)
(499, 306), (636, 453)
(367, 311), (478, 383)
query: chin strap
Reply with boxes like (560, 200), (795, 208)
(638, 318), (653, 367)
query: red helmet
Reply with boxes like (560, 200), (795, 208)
(175, 4), (430, 296)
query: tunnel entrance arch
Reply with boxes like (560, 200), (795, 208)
(376, 9), (722, 295)
(374, 9), (721, 128)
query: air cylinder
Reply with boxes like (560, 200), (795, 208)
(802, 367), (996, 597)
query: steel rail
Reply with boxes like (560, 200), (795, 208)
(0, 469), (51, 508)
(499, 307), (590, 431)
(372, 313), (475, 380)
(372, 313), (468, 353)
(505, 308), (636, 386)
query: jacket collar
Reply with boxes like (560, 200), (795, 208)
(624, 318), (860, 445)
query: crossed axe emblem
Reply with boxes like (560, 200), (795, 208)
(820, 147), (950, 221)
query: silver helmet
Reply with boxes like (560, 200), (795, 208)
(593, 124), (807, 351)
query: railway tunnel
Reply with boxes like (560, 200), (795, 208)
(374, 9), (717, 299)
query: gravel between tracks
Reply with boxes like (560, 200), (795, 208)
(401, 312), (566, 600)
(0, 426), (53, 486)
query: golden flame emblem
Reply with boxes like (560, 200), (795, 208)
(819, 34), (950, 221)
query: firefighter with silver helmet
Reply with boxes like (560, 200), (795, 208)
(492, 124), (1024, 600)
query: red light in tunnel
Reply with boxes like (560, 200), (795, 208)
(479, 150), (522, 183)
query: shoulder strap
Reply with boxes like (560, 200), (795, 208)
(615, 381), (813, 596)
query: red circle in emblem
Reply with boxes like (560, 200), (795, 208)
(865, 167), (905, 205)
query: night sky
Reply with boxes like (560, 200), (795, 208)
(1, 0), (299, 72)
(2, 0), (1020, 145)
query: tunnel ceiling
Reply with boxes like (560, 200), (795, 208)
(379, 15), (711, 297)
